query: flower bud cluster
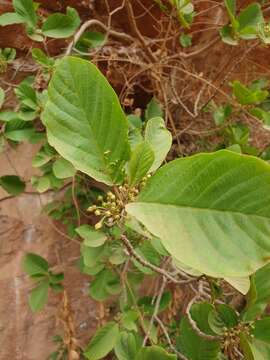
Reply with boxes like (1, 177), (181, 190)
(222, 322), (252, 358)
(87, 181), (144, 230)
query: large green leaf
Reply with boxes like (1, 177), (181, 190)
(126, 150), (270, 278)
(145, 117), (172, 172)
(42, 56), (130, 185)
(84, 322), (119, 360)
(243, 263), (270, 321)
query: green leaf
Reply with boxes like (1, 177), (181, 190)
(0, 175), (25, 195)
(238, 3), (263, 39)
(243, 263), (270, 321)
(180, 33), (192, 47)
(23, 253), (49, 276)
(0, 88), (5, 108)
(252, 318), (270, 343)
(84, 322), (119, 360)
(15, 76), (37, 110)
(121, 310), (139, 331)
(224, 275), (250, 294)
(232, 81), (268, 105)
(114, 331), (141, 360)
(128, 142), (154, 186)
(42, 56), (130, 185)
(52, 158), (76, 179)
(32, 48), (54, 67)
(42, 7), (80, 39)
(0, 110), (19, 122)
(12, 0), (37, 28)
(145, 117), (172, 172)
(136, 346), (177, 360)
(178, 315), (220, 360)
(29, 279), (49, 312)
(145, 97), (163, 120)
(213, 104), (232, 125)
(81, 244), (106, 268)
(126, 150), (270, 278)
(220, 25), (238, 46)
(76, 31), (106, 52)
(0, 12), (24, 26)
(76, 225), (107, 247)
(31, 175), (51, 193)
(241, 321), (270, 360)
(208, 304), (238, 335)
(224, 0), (236, 18)
(133, 241), (160, 274)
(89, 269), (119, 301)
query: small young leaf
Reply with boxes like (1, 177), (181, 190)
(180, 33), (192, 47)
(29, 279), (49, 312)
(208, 304), (238, 335)
(238, 3), (263, 39)
(84, 322), (120, 360)
(0, 175), (25, 195)
(213, 104), (232, 125)
(121, 310), (139, 331)
(52, 158), (76, 179)
(0, 110), (19, 122)
(128, 142), (154, 186)
(31, 175), (51, 193)
(145, 97), (163, 120)
(76, 31), (106, 52)
(13, 0), (37, 28)
(136, 346), (177, 360)
(42, 7), (80, 39)
(114, 331), (142, 360)
(0, 88), (4, 109)
(145, 117), (172, 172)
(32, 48), (54, 67)
(232, 80), (268, 105)
(89, 269), (118, 301)
(0, 12), (24, 26)
(23, 253), (49, 276)
(76, 225), (107, 247)
(81, 244), (106, 268)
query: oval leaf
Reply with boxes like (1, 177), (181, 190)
(126, 150), (270, 278)
(42, 56), (130, 185)
(145, 117), (172, 172)
(128, 141), (154, 186)
(0, 175), (25, 195)
(84, 322), (119, 360)
(52, 157), (76, 179)
(29, 280), (49, 312)
(42, 7), (80, 39)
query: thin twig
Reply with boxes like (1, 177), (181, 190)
(186, 295), (221, 341)
(121, 235), (195, 284)
(155, 316), (189, 360)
